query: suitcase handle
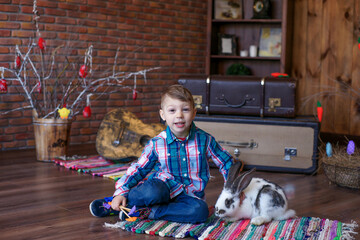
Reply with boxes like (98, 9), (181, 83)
(217, 139), (258, 149)
(217, 94), (253, 108)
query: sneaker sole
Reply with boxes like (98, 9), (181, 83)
(89, 202), (99, 217)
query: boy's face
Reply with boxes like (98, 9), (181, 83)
(159, 95), (196, 138)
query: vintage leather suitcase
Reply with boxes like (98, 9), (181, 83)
(194, 114), (319, 174)
(178, 75), (296, 118)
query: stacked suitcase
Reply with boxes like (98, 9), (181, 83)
(179, 75), (319, 174)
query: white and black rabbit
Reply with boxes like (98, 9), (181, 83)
(215, 162), (296, 225)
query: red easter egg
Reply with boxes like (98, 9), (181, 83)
(38, 37), (45, 50)
(0, 79), (7, 93)
(79, 65), (87, 78)
(36, 82), (41, 93)
(358, 43), (360, 50)
(83, 106), (91, 118)
(15, 56), (21, 68)
(132, 89), (137, 100)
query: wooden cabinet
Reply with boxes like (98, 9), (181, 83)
(206, 0), (294, 77)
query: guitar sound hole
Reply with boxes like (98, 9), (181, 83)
(139, 135), (151, 146)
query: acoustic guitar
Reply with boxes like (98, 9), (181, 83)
(96, 109), (165, 161)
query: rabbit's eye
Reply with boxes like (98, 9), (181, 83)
(225, 198), (234, 208)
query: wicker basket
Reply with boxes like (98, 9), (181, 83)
(322, 161), (360, 189)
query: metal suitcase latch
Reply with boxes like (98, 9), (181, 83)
(193, 95), (203, 109)
(268, 98), (281, 112)
(284, 147), (297, 161)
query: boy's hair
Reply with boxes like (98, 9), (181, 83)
(161, 85), (195, 109)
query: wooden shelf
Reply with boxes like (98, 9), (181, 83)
(211, 55), (280, 61)
(206, 0), (294, 77)
(212, 19), (282, 24)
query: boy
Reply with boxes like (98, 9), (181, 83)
(90, 85), (237, 223)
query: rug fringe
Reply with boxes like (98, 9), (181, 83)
(104, 222), (123, 229)
(341, 220), (358, 240)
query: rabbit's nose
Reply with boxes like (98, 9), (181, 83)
(215, 207), (225, 215)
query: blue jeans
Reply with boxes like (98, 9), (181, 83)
(127, 179), (209, 223)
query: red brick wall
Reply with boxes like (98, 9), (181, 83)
(0, 0), (207, 151)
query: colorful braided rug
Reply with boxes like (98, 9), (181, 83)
(54, 155), (133, 181)
(104, 208), (358, 240)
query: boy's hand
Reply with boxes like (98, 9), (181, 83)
(111, 195), (127, 211)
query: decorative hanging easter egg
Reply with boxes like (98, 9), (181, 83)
(58, 107), (71, 119)
(132, 89), (137, 100)
(36, 82), (41, 93)
(0, 79), (7, 93)
(347, 140), (355, 155)
(82, 106), (91, 118)
(38, 37), (45, 50)
(15, 56), (21, 69)
(79, 65), (87, 78)
(326, 142), (332, 157)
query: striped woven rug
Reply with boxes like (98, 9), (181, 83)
(104, 209), (358, 239)
(54, 155), (132, 181)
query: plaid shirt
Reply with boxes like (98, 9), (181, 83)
(114, 122), (234, 199)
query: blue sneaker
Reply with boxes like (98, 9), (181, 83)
(89, 197), (120, 217)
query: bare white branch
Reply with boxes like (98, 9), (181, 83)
(0, 105), (33, 115)
(2, 43), (159, 119)
(0, 0), (160, 119)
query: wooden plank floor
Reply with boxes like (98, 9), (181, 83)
(0, 144), (359, 240)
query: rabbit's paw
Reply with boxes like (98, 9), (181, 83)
(250, 216), (270, 226)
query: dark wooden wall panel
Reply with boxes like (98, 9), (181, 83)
(294, 0), (360, 136)
(350, 0), (360, 134)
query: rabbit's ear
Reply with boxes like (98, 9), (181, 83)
(225, 162), (243, 190)
(232, 168), (255, 194)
